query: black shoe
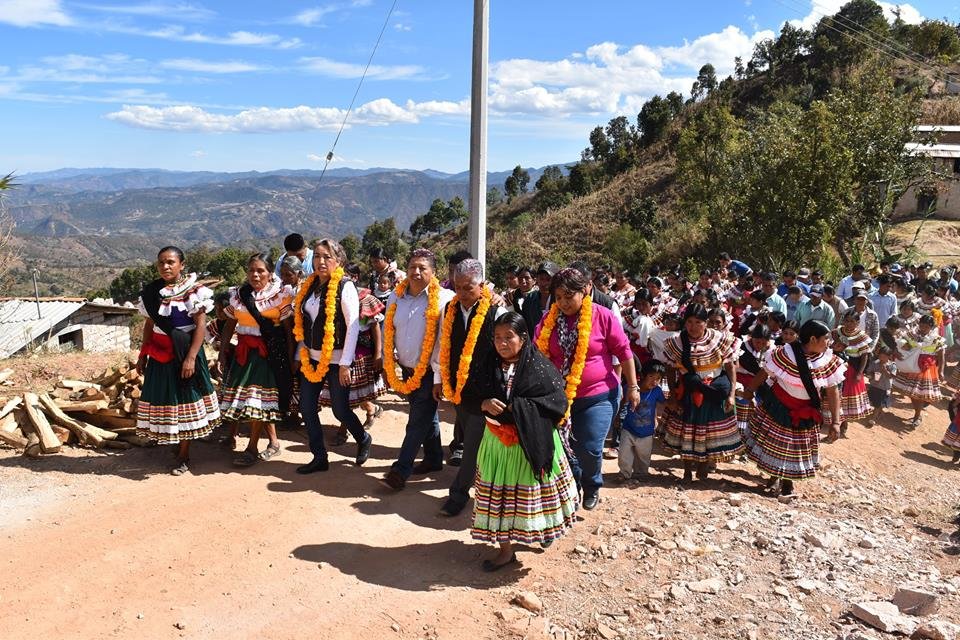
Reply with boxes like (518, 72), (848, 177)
(355, 433), (372, 466)
(438, 499), (464, 517)
(582, 491), (600, 510)
(412, 461), (443, 475)
(296, 457), (329, 474)
(448, 449), (463, 467)
(780, 479), (794, 496)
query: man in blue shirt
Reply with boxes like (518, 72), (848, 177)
(795, 284), (836, 328)
(869, 275), (898, 327)
(777, 270), (811, 297)
(274, 233), (314, 277)
(718, 252), (753, 279)
(760, 272), (787, 315)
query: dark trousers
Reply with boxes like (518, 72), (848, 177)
(391, 372), (442, 479)
(446, 406), (486, 508)
(301, 367), (366, 461)
(568, 387), (619, 493)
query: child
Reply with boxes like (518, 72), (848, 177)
(780, 319), (800, 345)
(866, 347), (897, 425)
(618, 359), (667, 480)
(373, 270), (396, 304)
(942, 391), (960, 463)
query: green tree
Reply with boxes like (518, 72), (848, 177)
(0, 172), (18, 292)
(362, 217), (405, 260)
(109, 264), (158, 303)
(486, 186), (503, 206)
(603, 225), (652, 275)
(637, 95), (676, 147)
(340, 234), (361, 261)
(533, 165), (571, 212)
(206, 247), (248, 286)
(690, 63), (718, 101)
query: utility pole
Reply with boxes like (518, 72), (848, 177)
(467, 0), (488, 266)
(31, 268), (42, 319)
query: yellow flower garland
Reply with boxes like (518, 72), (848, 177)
(293, 266), (345, 383)
(383, 277), (441, 395)
(536, 296), (593, 421)
(439, 286), (492, 404)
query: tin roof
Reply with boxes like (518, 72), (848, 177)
(0, 298), (135, 359)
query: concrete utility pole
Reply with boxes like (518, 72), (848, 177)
(467, 0), (488, 266)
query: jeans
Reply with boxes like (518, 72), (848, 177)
(568, 387), (619, 494)
(301, 366), (367, 461)
(446, 406), (485, 508)
(391, 373), (442, 479)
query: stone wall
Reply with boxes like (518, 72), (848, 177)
(37, 308), (132, 353)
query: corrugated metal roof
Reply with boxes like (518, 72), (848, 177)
(0, 298), (135, 359)
(904, 142), (960, 158)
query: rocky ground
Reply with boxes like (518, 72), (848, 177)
(0, 352), (958, 640)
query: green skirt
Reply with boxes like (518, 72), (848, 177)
(219, 349), (284, 423)
(137, 354), (221, 445)
(471, 427), (579, 545)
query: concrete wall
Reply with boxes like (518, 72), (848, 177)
(36, 308), (132, 354)
(893, 156), (960, 221)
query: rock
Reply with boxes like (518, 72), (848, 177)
(859, 536), (879, 549)
(669, 584), (686, 600)
(513, 592), (543, 613)
(893, 587), (940, 616)
(903, 505), (921, 518)
(658, 540), (678, 551)
(773, 585), (790, 598)
(728, 493), (745, 507)
(754, 535), (772, 549)
(912, 620), (960, 640)
(688, 578), (724, 594)
(597, 623), (619, 639)
(803, 531), (836, 549)
(778, 494), (798, 504)
(390, 623), (401, 633)
(495, 608), (525, 622)
(637, 524), (656, 538)
(574, 545), (590, 555)
(725, 520), (740, 531)
(173, 622), (185, 630)
(796, 579), (819, 594)
(676, 538), (698, 554)
(850, 601), (918, 635)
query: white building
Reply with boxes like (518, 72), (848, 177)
(0, 297), (136, 359)
(896, 125), (960, 220)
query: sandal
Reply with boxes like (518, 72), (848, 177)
(258, 444), (281, 461)
(171, 460), (189, 476)
(363, 405), (383, 430)
(219, 435), (237, 451)
(481, 552), (518, 572)
(233, 450), (260, 467)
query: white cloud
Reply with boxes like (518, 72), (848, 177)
(75, 2), (215, 21)
(108, 24), (301, 48)
(105, 98), (468, 133)
(0, 0), (72, 27)
(16, 54), (163, 84)
(291, 6), (337, 26)
(299, 56), (424, 80)
(160, 58), (264, 73)
(307, 153), (326, 162)
(659, 25), (775, 75)
(190, 149), (207, 157)
(393, 22), (411, 32)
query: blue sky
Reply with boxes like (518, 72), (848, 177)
(0, 0), (955, 174)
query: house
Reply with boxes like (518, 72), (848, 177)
(0, 297), (137, 359)
(895, 125), (960, 220)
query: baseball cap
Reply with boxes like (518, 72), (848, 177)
(809, 284), (824, 297)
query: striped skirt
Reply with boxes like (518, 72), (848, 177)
(893, 368), (942, 404)
(319, 353), (386, 408)
(661, 397), (743, 463)
(943, 418), (960, 452)
(472, 427), (579, 545)
(840, 372), (873, 421)
(137, 355), (220, 445)
(745, 386), (820, 480)
(735, 397), (755, 436)
(219, 349), (284, 423)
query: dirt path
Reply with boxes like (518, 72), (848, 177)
(1, 377), (959, 640)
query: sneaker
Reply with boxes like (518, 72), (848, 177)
(448, 448), (463, 467)
(602, 448), (619, 460)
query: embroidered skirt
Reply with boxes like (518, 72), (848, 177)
(471, 426), (579, 545)
(137, 354), (220, 445)
(840, 370), (873, 421)
(319, 353), (386, 408)
(745, 386), (820, 480)
(219, 348), (284, 422)
(943, 417), (960, 452)
(893, 368), (942, 403)
(735, 397), (755, 436)
(660, 398), (743, 463)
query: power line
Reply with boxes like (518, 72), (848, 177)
(771, 0), (957, 87)
(316, 0), (400, 186)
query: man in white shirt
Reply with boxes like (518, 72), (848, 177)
(381, 249), (456, 490)
(836, 263), (866, 301)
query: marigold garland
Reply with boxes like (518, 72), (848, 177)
(293, 266), (345, 383)
(383, 277), (441, 394)
(439, 287), (492, 404)
(536, 296), (593, 421)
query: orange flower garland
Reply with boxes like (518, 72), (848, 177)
(439, 287), (492, 404)
(383, 277), (441, 394)
(293, 266), (345, 383)
(536, 296), (593, 421)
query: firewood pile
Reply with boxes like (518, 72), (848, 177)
(0, 355), (150, 456)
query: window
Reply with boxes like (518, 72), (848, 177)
(57, 329), (83, 351)
(953, 157), (960, 174)
(917, 193), (937, 215)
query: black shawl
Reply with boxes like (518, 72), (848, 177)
(140, 278), (200, 390)
(238, 283), (292, 412)
(461, 342), (568, 479)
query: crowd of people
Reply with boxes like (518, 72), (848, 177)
(133, 234), (960, 570)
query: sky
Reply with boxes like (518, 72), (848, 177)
(0, 0), (956, 174)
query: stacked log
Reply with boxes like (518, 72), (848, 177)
(0, 355), (148, 456)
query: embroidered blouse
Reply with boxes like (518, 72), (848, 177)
(223, 276), (294, 337)
(763, 346), (846, 401)
(137, 273), (214, 336)
(663, 328), (740, 379)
